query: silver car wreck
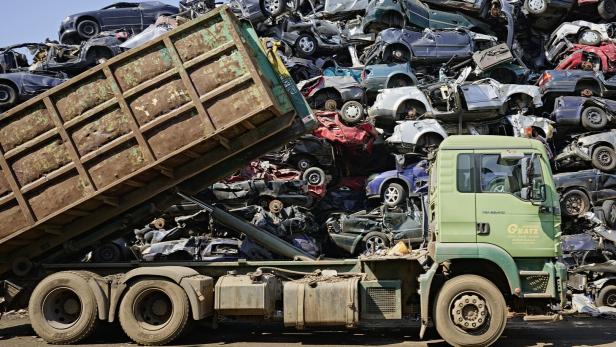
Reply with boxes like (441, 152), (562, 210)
(368, 67), (543, 126)
(556, 129), (616, 172)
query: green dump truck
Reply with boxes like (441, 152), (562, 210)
(0, 7), (567, 347)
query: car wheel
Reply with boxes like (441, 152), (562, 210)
(487, 177), (507, 193)
(260, 0), (286, 17)
(592, 146), (616, 171)
(524, 0), (548, 14)
(77, 19), (100, 39)
(294, 34), (317, 57)
(382, 182), (407, 207)
(561, 189), (590, 217)
(602, 200), (616, 228)
(361, 232), (390, 254)
(599, 0), (616, 20)
(581, 106), (609, 130)
(0, 83), (17, 109)
(596, 285), (616, 308)
(340, 101), (364, 125)
(302, 167), (326, 185)
(578, 29), (603, 46)
(294, 156), (315, 171)
(434, 275), (507, 347)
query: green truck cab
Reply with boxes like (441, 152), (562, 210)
(420, 135), (567, 346)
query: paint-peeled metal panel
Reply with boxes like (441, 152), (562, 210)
(0, 6), (311, 275)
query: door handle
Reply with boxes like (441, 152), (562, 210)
(476, 223), (490, 235)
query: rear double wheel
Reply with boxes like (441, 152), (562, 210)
(29, 271), (99, 344)
(119, 279), (190, 345)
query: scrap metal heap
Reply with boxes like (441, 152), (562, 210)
(3, 0), (616, 309)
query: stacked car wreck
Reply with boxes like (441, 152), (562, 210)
(0, 0), (616, 346)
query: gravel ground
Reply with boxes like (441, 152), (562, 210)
(0, 313), (615, 347)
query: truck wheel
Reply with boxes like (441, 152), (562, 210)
(581, 106), (608, 131)
(592, 146), (616, 171)
(596, 285), (616, 308)
(0, 83), (17, 109)
(362, 231), (390, 254)
(119, 279), (190, 346)
(561, 189), (590, 217)
(29, 272), (99, 344)
(302, 167), (326, 185)
(602, 200), (616, 228)
(340, 101), (365, 125)
(434, 275), (507, 347)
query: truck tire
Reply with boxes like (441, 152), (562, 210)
(561, 189), (590, 217)
(592, 146), (616, 171)
(596, 285), (616, 308)
(29, 271), (99, 344)
(119, 279), (190, 346)
(434, 275), (507, 347)
(602, 200), (616, 228)
(382, 182), (407, 207)
(581, 106), (608, 131)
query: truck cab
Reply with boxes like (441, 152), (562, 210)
(422, 135), (567, 345)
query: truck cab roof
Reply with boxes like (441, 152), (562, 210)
(439, 135), (545, 151)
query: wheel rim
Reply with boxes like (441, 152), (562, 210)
(0, 88), (9, 102)
(298, 159), (310, 171)
(596, 149), (613, 167)
(133, 288), (173, 331)
(298, 37), (315, 53)
(606, 291), (616, 307)
(528, 0), (545, 11)
(586, 110), (604, 126)
(42, 287), (82, 330)
(564, 195), (584, 215)
(384, 186), (401, 204)
(264, 0), (281, 12)
(365, 235), (387, 252)
(307, 172), (321, 185)
(450, 292), (490, 333)
(82, 23), (96, 36)
(581, 31), (600, 44)
(344, 104), (362, 120)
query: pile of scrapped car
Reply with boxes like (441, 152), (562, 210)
(2, 0), (616, 307)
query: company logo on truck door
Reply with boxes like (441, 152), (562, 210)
(507, 224), (540, 244)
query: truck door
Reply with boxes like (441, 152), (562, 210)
(474, 151), (556, 257)
(437, 151), (477, 243)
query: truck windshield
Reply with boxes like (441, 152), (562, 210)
(480, 154), (543, 199)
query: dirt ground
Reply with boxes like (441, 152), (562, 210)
(0, 313), (615, 347)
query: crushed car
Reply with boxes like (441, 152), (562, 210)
(0, 71), (66, 111)
(555, 169), (616, 218)
(298, 75), (366, 124)
(59, 1), (179, 44)
(365, 159), (429, 207)
(552, 96), (616, 132)
(555, 129), (616, 171)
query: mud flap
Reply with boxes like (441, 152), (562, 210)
(418, 262), (438, 339)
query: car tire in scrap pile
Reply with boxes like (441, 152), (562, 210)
(592, 146), (616, 171)
(581, 106), (608, 131)
(28, 271), (100, 344)
(596, 285), (616, 308)
(561, 189), (590, 217)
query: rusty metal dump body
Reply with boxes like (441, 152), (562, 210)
(0, 7), (312, 276)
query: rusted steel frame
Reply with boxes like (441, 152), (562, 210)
(3, 128), (58, 160)
(43, 97), (96, 192)
(102, 67), (156, 163)
(162, 37), (216, 133)
(0, 152), (35, 224)
(4, 112), (295, 268)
